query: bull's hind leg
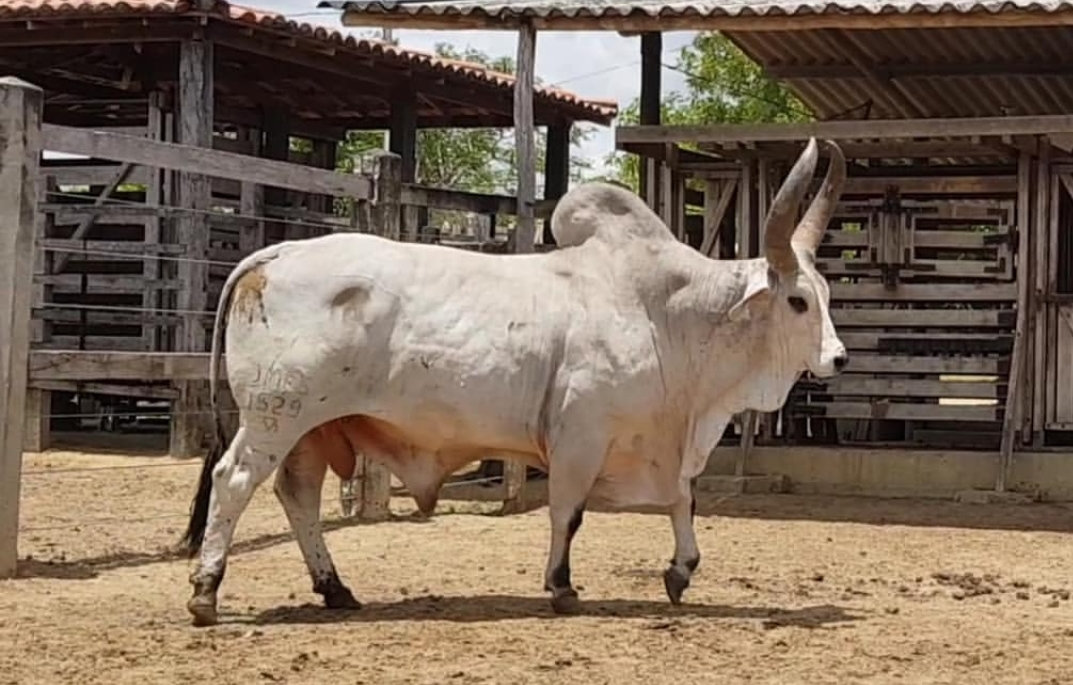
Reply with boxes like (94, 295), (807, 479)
(663, 480), (700, 606)
(273, 435), (360, 611)
(187, 427), (292, 626)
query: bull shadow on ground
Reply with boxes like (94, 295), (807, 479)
(247, 595), (861, 629)
(693, 494), (1073, 534)
(14, 513), (434, 581)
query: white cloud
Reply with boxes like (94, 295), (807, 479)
(259, 1), (696, 174)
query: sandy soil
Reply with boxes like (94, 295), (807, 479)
(4, 433), (1073, 685)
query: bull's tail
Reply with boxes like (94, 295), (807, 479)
(179, 244), (286, 558)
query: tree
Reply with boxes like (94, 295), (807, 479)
(601, 32), (812, 191)
(337, 42), (596, 195)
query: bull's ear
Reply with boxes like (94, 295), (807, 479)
(728, 269), (774, 322)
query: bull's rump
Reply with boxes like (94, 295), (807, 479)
(224, 233), (581, 454)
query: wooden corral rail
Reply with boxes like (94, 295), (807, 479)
(0, 77), (568, 581)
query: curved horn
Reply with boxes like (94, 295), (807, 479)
(792, 139), (846, 255)
(764, 137), (819, 275)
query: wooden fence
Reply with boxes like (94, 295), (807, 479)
(0, 77), (552, 577)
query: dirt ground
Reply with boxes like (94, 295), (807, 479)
(4, 433), (1073, 685)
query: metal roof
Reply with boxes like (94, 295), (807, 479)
(319, 0), (1073, 27)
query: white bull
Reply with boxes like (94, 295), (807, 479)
(180, 137), (848, 627)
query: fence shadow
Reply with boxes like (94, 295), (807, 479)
(15, 513), (433, 581)
(246, 595), (862, 628)
(696, 493), (1073, 534)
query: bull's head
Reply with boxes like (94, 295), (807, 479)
(731, 137), (848, 379)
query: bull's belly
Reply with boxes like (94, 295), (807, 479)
(585, 450), (685, 513)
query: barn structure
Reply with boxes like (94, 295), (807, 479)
(2, 0), (617, 458)
(326, 0), (1073, 499)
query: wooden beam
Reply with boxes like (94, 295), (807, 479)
(542, 122), (571, 245)
(616, 115), (1073, 146)
(50, 162), (135, 273)
(0, 77), (43, 579)
(29, 351), (221, 381)
(826, 30), (926, 119)
(41, 124), (374, 200)
(172, 38), (214, 460)
(511, 22), (538, 255)
(638, 31), (661, 206)
(389, 93), (418, 183)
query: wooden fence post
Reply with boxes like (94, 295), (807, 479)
(0, 77), (43, 578)
(339, 152), (400, 521)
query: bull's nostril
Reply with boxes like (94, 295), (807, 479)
(833, 354), (849, 371)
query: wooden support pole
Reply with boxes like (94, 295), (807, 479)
(170, 39), (213, 459)
(389, 92), (423, 241)
(542, 121), (571, 246)
(512, 21), (538, 254)
(339, 152), (401, 521)
(1032, 140), (1050, 444)
(638, 31), (662, 205)
(998, 151), (1035, 491)
(0, 77), (43, 579)
(500, 20), (538, 514)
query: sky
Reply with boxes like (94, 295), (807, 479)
(260, 1), (698, 174)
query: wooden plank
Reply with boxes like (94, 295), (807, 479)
(1016, 150), (1034, 439)
(819, 257), (1008, 279)
(37, 239), (185, 255)
(825, 229), (1009, 250)
(839, 331), (1012, 351)
(832, 308), (1014, 327)
(42, 164), (152, 188)
(806, 378), (1003, 399)
(35, 335), (149, 352)
(0, 78), (43, 578)
(29, 351), (221, 381)
(840, 175), (1017, 196)
(41, 124), (374, 201)
(511, 21), (537, 255)
(829, 282), (1016, 301)
(701, 178), (736, 257)
(35, 275), (182, 294)
(29, 379), (178, 400)
(615, 115), (1073, 146)
(34, 308), (183, 327)
(804, 401), (1001, 423)
(845, 355), (1005, 375)
(51, 163), (135, 273)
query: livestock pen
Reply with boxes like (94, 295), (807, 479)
(333, 0), (1073, 503)
(3, 44), (1073, 685)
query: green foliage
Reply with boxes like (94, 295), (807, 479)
(336, 42), (594, 196)
(602, 32), (813, 191)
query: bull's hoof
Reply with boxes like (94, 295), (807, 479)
(322, 586), (362, 611)
(187, 595), (219, 627)
(663, 566), (690, 606)
(549, 589), (580, 615)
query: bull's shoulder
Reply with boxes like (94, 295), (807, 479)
(550, 181), (676, 249)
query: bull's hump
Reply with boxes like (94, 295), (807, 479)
(550, 182), (676, 249)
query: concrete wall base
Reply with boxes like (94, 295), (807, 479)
(704, 445), (1073, 501)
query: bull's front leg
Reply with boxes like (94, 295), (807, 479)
(543, 428), (605, 615)
(663, 479), (700, 605)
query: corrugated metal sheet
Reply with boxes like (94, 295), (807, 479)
(0, 0), (618, 122)
(729, 25), (1073, 119)
(318, 0), (1073, 21)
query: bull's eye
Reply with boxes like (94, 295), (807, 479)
(787, 295), (809, 313)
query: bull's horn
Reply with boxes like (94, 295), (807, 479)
(792, 139), (847, 255)
(764, 137), (819, 275)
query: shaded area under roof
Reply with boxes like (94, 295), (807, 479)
(321, 0), (1073, 122)
(0, 0), (618, 133)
